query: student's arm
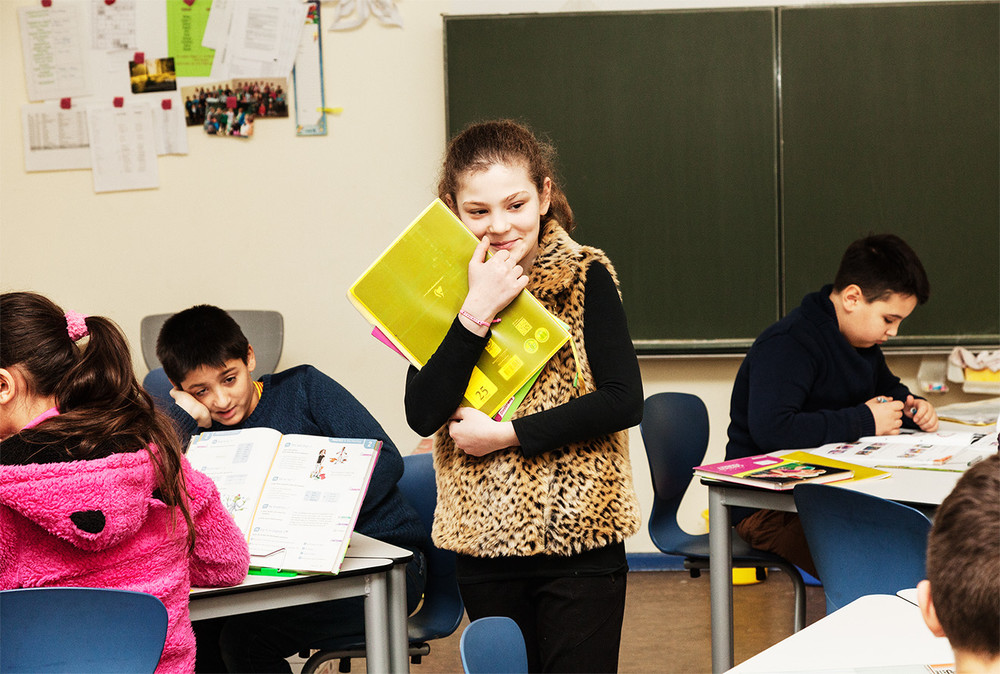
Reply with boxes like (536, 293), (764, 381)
(512, 262), (643, 457)
(404, 262), (643, 457)
(872, 353), (939, 431)
(186, 461), (250, 587)
(745, 337), (876, 450)
(404, 319), (490, 437)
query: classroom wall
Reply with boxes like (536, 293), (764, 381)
(0, 0), (983, 554)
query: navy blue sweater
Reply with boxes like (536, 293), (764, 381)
(727, 285), (916, 462)
(169, 364), (428, 556)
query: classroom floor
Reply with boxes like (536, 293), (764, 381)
(288, 568), (827, 674)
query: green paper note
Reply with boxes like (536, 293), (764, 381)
(167, 0), (215, 78)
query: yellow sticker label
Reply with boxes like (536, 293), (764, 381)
(484, 338), (501, 358)
(499, 355), (524, 380)
(512, 316), (532, 336)
(464, 367), (498, 408)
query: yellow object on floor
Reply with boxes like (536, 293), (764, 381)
(702, 509), (765, 585)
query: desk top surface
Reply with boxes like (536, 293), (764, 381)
(190, 555), (392, 599)
(727, 594), (953, 673)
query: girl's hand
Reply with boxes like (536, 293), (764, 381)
(447, 406), (518, 457)
(905, 395), (940, 432)
(865, 396), (904, 435)
(169, 388), (212, 428)
(460, 236), (528, 335)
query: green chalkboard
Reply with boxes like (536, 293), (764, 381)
(445, 10), (779, 352)
(444, 4), (999, 353)
(780, 3), (1000, 347)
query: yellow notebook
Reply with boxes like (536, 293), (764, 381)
(348, 199), (570, 418)
(784, 451), (890, 483)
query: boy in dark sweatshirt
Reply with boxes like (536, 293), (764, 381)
(726, 234), (939, 576)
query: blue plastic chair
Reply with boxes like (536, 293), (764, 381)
(793, 482), (932, 613)
(640, 392), (807, 631)
(460, 616), (529, 674)
(301, 452), (465, 673)
(0, 586), (168, 673)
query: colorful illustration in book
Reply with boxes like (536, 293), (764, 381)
(309, 449), (327, 479)
(224, 493), (248, 514)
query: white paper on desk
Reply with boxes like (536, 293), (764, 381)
(809, 431), (989, 467)
(19, 3), (92, 102)
(91, 0), (137, 51)
(151, 95), (189, 156)
(87, 103), (159, 193)
(22, 103), (92, 172)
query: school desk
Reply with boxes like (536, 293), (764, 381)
(725, 594), (953, 672)
(705, 423), (994, 672)
(190, 532), (415, 673)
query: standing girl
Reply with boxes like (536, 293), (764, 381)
(404, 120), (643, 673)
(0, 292), (249, 674)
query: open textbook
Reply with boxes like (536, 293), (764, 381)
(186, 428), (380, 574)
(348, 199), (571, 419)
(806, 431), (996, 469)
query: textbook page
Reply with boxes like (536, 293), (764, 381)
(248, 435), (380, 573)
(808, 431), (992, 468)
(186, 427), (282, 537)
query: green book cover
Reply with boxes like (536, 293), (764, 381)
(349, 199), (570, 418)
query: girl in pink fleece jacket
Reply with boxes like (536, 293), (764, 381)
(0, 292), (249, 673)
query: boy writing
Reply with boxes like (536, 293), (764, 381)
(918, 453), (999, 673)
(156, 304), (428, 674)
(726, 233), (939, 576)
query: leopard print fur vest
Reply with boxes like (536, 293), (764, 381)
(431, 219), (641, 558)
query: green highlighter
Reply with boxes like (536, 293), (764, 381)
(249, 567), (298, 577)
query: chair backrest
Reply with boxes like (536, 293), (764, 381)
(397, 452), (464, 642)
(460, 616), (529, 674)
(0, 586), (168, 674)
(793, 483), (933, 613)
(640, 392), (711, 551)
(139, 310), (284, 374)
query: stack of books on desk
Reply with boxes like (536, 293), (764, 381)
(694, 454), (854, 490)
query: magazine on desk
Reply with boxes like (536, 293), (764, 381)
(186, 427), (380, 574)
(806, 431), (996, 469)
(694, 454), (854, 490)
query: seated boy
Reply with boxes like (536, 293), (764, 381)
(156, 304), (429, 674)
(726, 233), (939, 576)
(918, 453), (999, 673)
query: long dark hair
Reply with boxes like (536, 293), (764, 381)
(0, 292), (195, 548)
(439, 119), (576, 233)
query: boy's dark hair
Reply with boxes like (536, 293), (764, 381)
(925, 453), (999, 658)
(156, 305), (249, 385)
(832, 233), (930, 304)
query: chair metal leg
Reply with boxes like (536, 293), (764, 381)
(776, 563), (807, 632)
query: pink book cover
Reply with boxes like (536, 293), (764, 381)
(694, 454), (786, 477)
(371, 326), (410, 362)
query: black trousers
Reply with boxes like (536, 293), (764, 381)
(459, 570), (628, 674)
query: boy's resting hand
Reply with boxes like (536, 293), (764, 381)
(169, 389), (212, 428)
(866, 396), (904, 435)
(905, 395), (939, 432)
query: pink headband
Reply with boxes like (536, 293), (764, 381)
(65, 311), (89, 341)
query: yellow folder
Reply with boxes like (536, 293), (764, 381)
(348, 199), (570, 418)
